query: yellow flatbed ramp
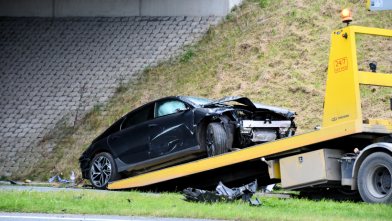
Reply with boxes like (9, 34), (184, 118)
(109, 26), (392, 190)
(109, 121), (392, 190)
(108, 123), (353, 189)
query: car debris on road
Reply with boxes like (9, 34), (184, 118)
(182, 179), (261, 205)
(49, 173), (71, 184)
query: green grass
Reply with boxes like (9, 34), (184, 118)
(1, 190), (392, 220)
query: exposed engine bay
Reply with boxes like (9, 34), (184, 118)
(230, 109), (296, 148)
(202, 97), (297, 149)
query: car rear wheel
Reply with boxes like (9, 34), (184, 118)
(89, 152), (120, 190)
(206, 122), (227, 157)
(358, 152), (392, 203)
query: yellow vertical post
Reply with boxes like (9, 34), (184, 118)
(322, 26), (392, 130)
(322, 26), (363, 129)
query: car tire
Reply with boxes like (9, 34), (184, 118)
(206, 122), (228, 157)
(89, 152), (120, 190)
(358, 152), (392, 204)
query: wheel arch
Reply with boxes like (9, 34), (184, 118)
(196, 112), (235, 152)
(351, 142), (392, 188)
(92, 149), (114, 158)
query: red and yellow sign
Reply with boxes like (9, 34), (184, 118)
(334, 57), (348, 73)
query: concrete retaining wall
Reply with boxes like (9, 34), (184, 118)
(55, 0), (140, 17)
(0, 0), (243, 17)
(0, 15), (224, 177)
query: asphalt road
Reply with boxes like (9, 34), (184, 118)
(0, 213), (222, 221)
(0, 185), (108, 193)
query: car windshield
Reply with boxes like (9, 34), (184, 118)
(183, 96), (214, 105)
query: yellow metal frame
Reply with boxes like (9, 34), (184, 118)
(108, 26), (392, 190)
(322, 26), (392, 128)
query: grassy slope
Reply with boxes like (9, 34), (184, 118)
(15, 0), (392, 181)
(1, 190), (392, 221)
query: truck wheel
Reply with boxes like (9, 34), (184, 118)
(358, 152), (392, 204)
(206, 122), (227, 157)
(89, 152), (120, 190)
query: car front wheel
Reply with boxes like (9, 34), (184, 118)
(89, 152), (120, 189)
(206, 122), (228, 157)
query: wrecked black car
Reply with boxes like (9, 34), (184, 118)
(79, 96), (296, 189)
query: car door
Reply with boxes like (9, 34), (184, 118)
(108, 104), (154, 164)
(147, 99), (197, 158)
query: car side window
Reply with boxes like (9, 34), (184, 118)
(155, 100), (186, 118)
(121, 105), (153, 130)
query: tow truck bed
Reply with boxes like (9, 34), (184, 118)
(108, 121), (392, 190)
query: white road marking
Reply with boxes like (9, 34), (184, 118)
(0, 215), (143, 221)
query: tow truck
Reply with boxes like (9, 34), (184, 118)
(108, 6), (392, 204)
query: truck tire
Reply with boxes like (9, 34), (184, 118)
(358, 152), (392, 204)
(89, 152), (121, 190)
(206, 122), (228, 157)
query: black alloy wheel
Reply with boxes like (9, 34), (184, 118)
(89, 152), (119, 189)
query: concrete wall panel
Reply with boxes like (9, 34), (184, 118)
(0, 0), (243, 17)
(141, 0), (229, 16)
(55, 0), (140, 17)
(0, 0), (52, 17)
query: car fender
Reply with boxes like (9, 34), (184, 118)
(81, 137), (119, 165)
(80, 138), (120, 179)
(84, 140), (117, 158)
(193, 108), (234, 126)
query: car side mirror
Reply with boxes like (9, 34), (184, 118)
(176, 107), (190, 112)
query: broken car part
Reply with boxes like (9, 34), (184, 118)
(265, 184), (275, 193)
(250, 129), (276, 142)
(249, 197), (262, 206)
(182, 180), (258, 203)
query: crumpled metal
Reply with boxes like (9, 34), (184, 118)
(202, 96), (297, 118)
(182, 180), (258, 203)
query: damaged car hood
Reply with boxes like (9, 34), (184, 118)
(202, 96), (296, 118)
